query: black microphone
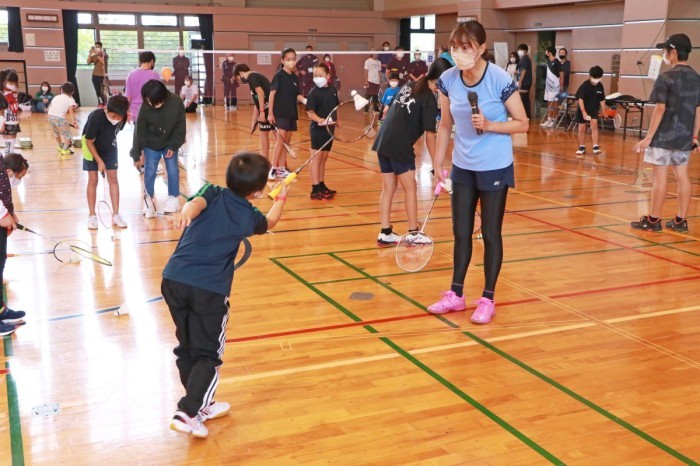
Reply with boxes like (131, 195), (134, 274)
(467, 91), (483, 135)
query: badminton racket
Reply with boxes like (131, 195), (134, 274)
(234, 238), (252, 270)
(267, 134), (334, 200)
(395, 180), (444, 272)
(139, 170), (158, 216)
(633, 167), (652, 192)
(16, 224), (113, 266)
(328, 91), (377, 143)
(97, 172), (113, 229)
(243, 121), (258, 150)
(272, 124), (297, 159)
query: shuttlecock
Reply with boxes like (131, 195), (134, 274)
(351, 90), (369, 111)
(440, 179), (453, 194)
(114, 302), (130, 317)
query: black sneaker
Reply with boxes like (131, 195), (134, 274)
(0, 306), (26, 324)
(321, 186), (337, 196)
(0, 321), (15, 336)
(665, 218), (688, 233)
(310, 191), (326, 200)
(631, 216), (662, 232)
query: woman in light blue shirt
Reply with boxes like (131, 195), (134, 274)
(429, 20), (529, 324)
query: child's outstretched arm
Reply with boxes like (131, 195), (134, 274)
(265, 182), (289, 230)
(171, 196), (206, 229)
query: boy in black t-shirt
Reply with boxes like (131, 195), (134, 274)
(575, 66), (607, 158)
(163, 152), (289, 439)
(306, 63), (339, 200)
(234, 64), (273, 160)
(82, 95), (129, 229)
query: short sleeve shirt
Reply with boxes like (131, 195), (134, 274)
(306, 86), (339, 130)
(575, 80), (605, 115)
(372, 83), (438, 163)
(162, 183), (268, 296)
(545, 59), (562, 94)
(246, 72), (271, 107)
(364, 58), (382, 84)
(436, 63), (518, 171)
(271, 69), (301, 120)
(517, 55), (532, 89)
(387, 57), (410, 85)
(47, 94), (77, 118)
(83, 108), (124, 159)
(649, 65), (700, 151)
(407, 60), (428, 80)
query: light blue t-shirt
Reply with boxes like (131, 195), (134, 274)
(437, 63), (518, 171)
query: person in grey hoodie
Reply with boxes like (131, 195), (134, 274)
(130, 79), (186, 216)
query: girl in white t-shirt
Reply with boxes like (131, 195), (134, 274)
(364, 50), (382, 113)
(47, 82), (79, 157)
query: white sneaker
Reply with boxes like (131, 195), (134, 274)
(592, 145), (602, 156)
(199, 401), (230, 422)
(164, 196), (180, 213)
(143, 196), (157, 219)
(112, 214), (127, 228)
(170, 411), (208, 438)
(540, 119), (549, 127)
(406, 232), (432, 245)
(87, 215), (98, 230)
(230, 106), (237, 111)
(276, 167), (291, 179)
(377, 231), (401, 246)
(268, 167), (277, 180)
(575, 146), (586, 159)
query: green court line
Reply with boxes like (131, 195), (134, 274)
(377, 336), (564, 464)
(464, 332), (700, 465)
(3, 340), (24, 466)
(600, 227), (700, 258)
(326, 254), (700, 463)
(271, 258), (563, 463)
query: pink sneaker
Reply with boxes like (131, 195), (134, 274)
(470, 298), (496, 324)
(427, 290), (466, 315)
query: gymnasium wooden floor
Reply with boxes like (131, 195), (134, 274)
(2, 103), (699, 465)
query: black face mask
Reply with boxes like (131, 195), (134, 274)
(240, 77), (248, 84)
(559, 55), (566, 61)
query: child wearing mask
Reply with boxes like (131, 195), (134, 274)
(380, 72), (401, 119)
(180, 76), (199, 113)
(575, 66), (607, 158)
(32, 82), (54, 113)
(306, 63), (339, 200)
(221, 54), (238, 111)
(83, 95), (130, 229)
(47, 82), (79, 157)
(1, 70), (22, 155)
(0, 152), (29, 336)
(505, 52), (518, 81)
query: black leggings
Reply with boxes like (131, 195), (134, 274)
(451, 181), (509, 293)
(92, 75), (104, 105)
(0, 227), (6, 306)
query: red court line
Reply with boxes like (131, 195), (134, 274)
(0, 369), (9, 375)
(227, 272), (700, 344)
(513, 211), (700, 272)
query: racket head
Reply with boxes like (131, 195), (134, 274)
(234, 238), (252, 270)
(97, 200), (113, 229)
(395, 232), (434, 272)
(329, 99), (378, 143)
(53, 239), (112, 266)
(633, 168), (652, 192)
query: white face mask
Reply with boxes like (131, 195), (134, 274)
(396, 52), (404, 60)
(509, 57), (516, 63)
(590, 78), (601, 85)
(227, 57), (234, 62)
(42, 87), (49, 92)
(451, 48), (478, 71)
(389, 81), (399, 88)
(6, 84), (17, 92)
(9, 174), (21, 188)
(107, 116), (122, 125)
(517, 50), (525, 58)
(178, 52), (184, 57)
(662, 51), (671, 65)
(324, 57), (330, 62)
(313, 77), (327, 88)
(383, 46), (390, 51)
(94, 47), (101, 53)
(185, 81), (192, 87)
(283, 59), (296, 70)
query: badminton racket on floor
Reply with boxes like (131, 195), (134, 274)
(97, 172), (113, 229)
(395, 179), (445, 272)
(328, 91), (377, 143)
(633, 167), (652, 192)
(16, 224), (113, 266)
(272, 124), (297, 159)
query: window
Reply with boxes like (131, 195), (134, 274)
(410, 17), (421, 30)
(424, 15), (435, 30)
(409, 15), (435, 31)
(0, 10), (8, 45)
(77, 12), (93, 25)
(183, 16), (199, 28)
(98, 30), (138, 80)
(97, 14), (136, 26)
(77, 29), (96, 65)
(144, 30), (181, 71)
(142, 15), (178, 27)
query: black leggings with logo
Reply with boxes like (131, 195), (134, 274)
(451, 181), (509, 293)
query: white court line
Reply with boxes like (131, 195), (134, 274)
(219, 304), (699, 385)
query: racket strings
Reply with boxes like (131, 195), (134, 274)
(396, 233), (435, 272)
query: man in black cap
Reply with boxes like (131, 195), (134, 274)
(631, 33), (700, 233)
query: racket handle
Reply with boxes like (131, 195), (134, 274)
(267, 172), (298, 199)
(433, 169), (449, 196)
